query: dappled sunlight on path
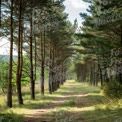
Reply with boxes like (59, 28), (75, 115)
(23, 80), (110, 122)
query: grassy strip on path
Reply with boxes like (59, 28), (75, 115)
(0, 80), (122, 122)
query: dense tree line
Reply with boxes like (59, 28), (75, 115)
(0, 0), (77, 107)
(74, 0), (122, 87)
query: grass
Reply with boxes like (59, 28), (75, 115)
(0, 112), (23, 122)
(0, 80), (122, 122)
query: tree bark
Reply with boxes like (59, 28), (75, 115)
(30, 11), (35, 100)
(98, 58), (103, 86)
(48, 38), (53, 94)
(16, 0), (23, 105)
(7, 0), (14, 108)
(33, 35), (37, 94)
(40, 30), (45, 95)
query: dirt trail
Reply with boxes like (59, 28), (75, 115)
(23, 80), (102, 122)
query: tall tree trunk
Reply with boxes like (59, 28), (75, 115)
(61, 62), (64, 85)
(52, 47), (55, 92)
(16, 0), (23, 105)
(52, 47), (55, 91)
(43, 28), (46, 92)
(34, 36), (37, 85)
(48, 38), (53, 94)
(30, 11), (35, 100)
(93, 63), (96, 86)
(98, 58), (103, 86)
(90, 63), (94, 85)
(40, 30), (45, 95)
(7, 0), (14, 108)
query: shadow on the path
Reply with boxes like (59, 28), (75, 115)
(23, 81), (110, 122)
(23, 106), (122, 122)
(22, 93), (106, 110)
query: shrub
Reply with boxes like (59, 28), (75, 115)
(103, 81), (122, 99)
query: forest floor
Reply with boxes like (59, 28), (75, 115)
(0, 80), (122, 122)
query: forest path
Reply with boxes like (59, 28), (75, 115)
(23, 80), (108, 122)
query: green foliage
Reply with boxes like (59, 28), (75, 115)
(103, 81), (122, 99)
(21, 56), (30, 86)
(13, 57), (30, 87)
(0, 60), (8, 92)
(0, 56), (31, 92)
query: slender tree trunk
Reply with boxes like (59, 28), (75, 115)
(63, 66), (66, 83)
(51, 47), (55, 92)
(40, 30), (45, 95)
(61, 62), (64, 85)
(30, 11), (35, 100)
(19, 11), (23, 98)
(84, 63), (87, 81)
(34, 36), (37, 84)
(16, 0), (23, 105)
(43, 28), (46, 91)
(98, 59), (103, 86)
(7, 0), (14, 108)
(90, 64), (93, 85)
(52, 48), (57, 91)
(48, 40), (53, 94)
(93, 63), (96, 86)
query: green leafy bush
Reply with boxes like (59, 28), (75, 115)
(103, 81), (122, 99)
